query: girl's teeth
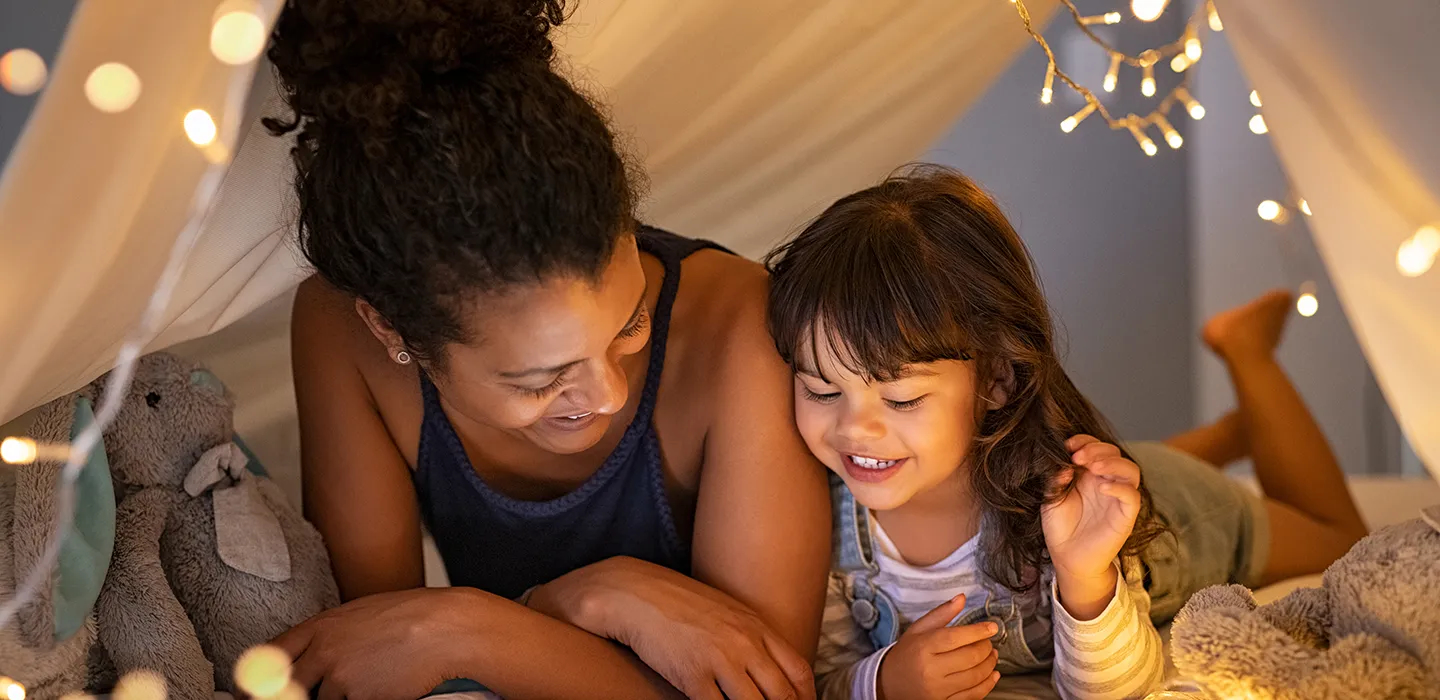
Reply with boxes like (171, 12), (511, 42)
(852, 456), (898, 469)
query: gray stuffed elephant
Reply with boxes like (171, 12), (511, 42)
(1171, 509), (1440, 700)
(1, 352), (338, 700)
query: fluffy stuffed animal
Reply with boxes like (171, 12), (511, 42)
(1170, 509), (1440, 700)
(1, 352), (338, 699)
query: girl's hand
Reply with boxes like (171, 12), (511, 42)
(272, 587), (485, 700)
(877, 595), (1002, 700)
(1041, 435), (1142, 616)
(527, 556), (814, 700)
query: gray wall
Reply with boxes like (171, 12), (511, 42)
(926, 2), (1194, 442)
(1190, 24), (1390, 474)
(0, 0), (77, 166)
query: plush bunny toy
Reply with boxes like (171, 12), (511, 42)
(2, 352), (338, 700)
(1170, 510), (1440, 700)
(90, 352), (339, 699)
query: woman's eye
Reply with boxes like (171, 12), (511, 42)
(617, 309), (651, 340)
(885, 396), (927, 411)
(800, 387), (840, 404)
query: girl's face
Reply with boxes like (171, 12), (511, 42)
(793, 330), (990, 512)
(429, 235), (652, 455)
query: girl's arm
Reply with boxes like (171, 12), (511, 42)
(1050, 559), (1165, 700)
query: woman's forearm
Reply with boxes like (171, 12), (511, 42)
(450, 587), (680, 700)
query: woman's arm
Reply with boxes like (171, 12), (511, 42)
(292, 277), (424, 599)
(276, 586), (679, 700)
(691, 268), (832, 660)
(290, 279), (681, 699)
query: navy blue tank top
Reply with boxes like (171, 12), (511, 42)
(414, 227), (727, 599)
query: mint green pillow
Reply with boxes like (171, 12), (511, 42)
(53, 396), (116, 641)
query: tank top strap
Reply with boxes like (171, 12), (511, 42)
(630, 225), (729, 425)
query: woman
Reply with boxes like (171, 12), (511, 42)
(266, 1), (830, 698)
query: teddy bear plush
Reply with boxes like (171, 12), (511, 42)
(1170, 510), (1440, 700)
(1, 352), (338, 699)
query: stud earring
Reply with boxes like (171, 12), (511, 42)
(394, 350), (412, 365)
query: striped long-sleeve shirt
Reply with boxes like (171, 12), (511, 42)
(814, 522), (1163, 700)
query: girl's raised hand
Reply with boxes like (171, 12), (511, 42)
(1040, 435), (1142, 616)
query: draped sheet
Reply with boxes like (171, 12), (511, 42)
(1217, 0), (1439, 475)
(0, 0), (1054, 427)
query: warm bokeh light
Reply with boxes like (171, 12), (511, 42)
(235, 644), (293, 699)
(1249, 114), (1268, 134)
(184, 109), (218, 146)
(84, 62), (141, 113)
(0, 49), (47, 95)
(113, 671), (166, 700)
(210, 2), (268, 65)
(1397, 225), (1440, 277)
(1296, 292), (1319, 317)
(1, 437), (37, 465)
(1131, 0), (1168, 22)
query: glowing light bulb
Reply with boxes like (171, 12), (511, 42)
(0, 677), (25, 700)
(1127, 122), (1158, 156)
(1081, 12), (1123, 25)
(236, 645), (293, 699)
(184, 109), (218, 146)
(1176, 87), (1205, 119)
(1208, 2), (1224, 31)
(0, 48), (47, 95)
(1171, 53), (1191, 73)
(1249, 114), (1268, 134)
(113, 671), (166, 700)
(1131, 0), (1169, 22)
(1040, 63), (1055, 104)
(1185, 37), (1203, 61)
(1061, 101), (1098, 133)
(210, 1), (268, 65)
(1296, 292), (1319, 317)
(1, 437), (37, 464)
(1298, 199), (1312, 216)
(1104, 54), (1122, 92)
(1154, 115), (1183, 149)
(1257, 200), (1289, 223)
(84, 62), (141, 113)
(1141, 63), (1156, 97)
(1397, 225), (1440, 277)
(1250, 90), (1262, 107)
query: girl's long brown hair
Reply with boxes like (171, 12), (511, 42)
(766, 164), (1166, 593)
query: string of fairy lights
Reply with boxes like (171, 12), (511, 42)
(1008, 0), (1438, 314)
(0, 2), (300, 699)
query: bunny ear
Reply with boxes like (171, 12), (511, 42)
(212, 476), (292, 582)
(14, 394), (116, 648)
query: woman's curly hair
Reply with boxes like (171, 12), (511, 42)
(265, 0), (640, 366)
(766, 164), (1168, 593)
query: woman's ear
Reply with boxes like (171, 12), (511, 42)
(354, 298), (407, 360)
(984, 359), (1015, 411)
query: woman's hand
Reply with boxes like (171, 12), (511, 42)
(528, 556), (815, 700)
(1041, 435), (1142, 619)
(272, 587), (482, 700)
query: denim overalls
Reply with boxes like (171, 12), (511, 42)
(828, 474), (1053, 675)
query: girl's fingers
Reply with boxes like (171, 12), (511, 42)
(1101, 482), (1143, 519)
(1071, 441), (1122, 466)
(1065, 434), (1101, 452)
(947, 671), (1002, 700)
(1085, 457), (1142, 488)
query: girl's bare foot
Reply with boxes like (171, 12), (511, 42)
(1201, 289), (1294, 363)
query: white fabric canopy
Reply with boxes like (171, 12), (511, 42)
(0, 0), (1053, 431)
(1216, 0), (1440, 474)
(2, 0), (1436, 487)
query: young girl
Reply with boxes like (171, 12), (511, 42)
(765, 165), (1368, 700)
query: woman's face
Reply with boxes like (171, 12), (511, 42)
(432, 235), (652, 455)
